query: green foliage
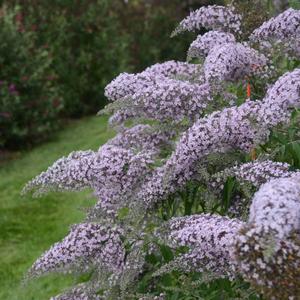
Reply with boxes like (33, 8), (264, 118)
(15, 0), (130, 117)
(0, 5), (62, 149)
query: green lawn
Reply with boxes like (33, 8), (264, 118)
(0, 116), (114, 300)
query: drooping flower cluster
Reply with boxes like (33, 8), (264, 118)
(171, 5), (242, 36)
(29, 223), (125, 277)
(257, 68), (300, 127)
(234, 177), (300, 299)
(107, 124), (174, 153)
(104, 61), (200, 102)
(250, 8), (300, 58)
(128, 79), (212, 123)
(187, 31), (236, 59)
(203, 42), (268, 82)
(158, 214), (244, 278)
(210, 160), (298, 189)
(23, 150), (96, 195)
(23, 144), (154, 216)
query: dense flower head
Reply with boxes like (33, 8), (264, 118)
(249, 177), (300, 238)
(128, 78), (212, 123)
(106, 78), (212, 125)
(210, 160), (297, 189)
(104, 61), (199, 102)
(159, 214), (244, 277)
(107, 124), (174, 153)
(23, 144), (154, 217)
(172, 5), (242, 36)
(203, 42), (268, 82)
(22, 150), (96, 195)
(29, 223), (125, 277)
(187, 31), (236, 59)
(143, 60), (200, 80)
(257, 68), (300, 127)
(250, 8), (300, 57)
(234, 178), (300, 299)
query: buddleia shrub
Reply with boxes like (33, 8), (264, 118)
(24, 3), (300, 300)
(0, 5), (62, 149)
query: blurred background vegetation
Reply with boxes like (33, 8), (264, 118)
(0, 0), (225, 150)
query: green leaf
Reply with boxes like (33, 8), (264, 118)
(117, 207), (129, 220)
(159, 244), (174, 263)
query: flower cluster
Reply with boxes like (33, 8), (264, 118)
(23, 144), (154, 216)
(104, 61), (207, 125)
(171, 5), (242, 36)
(257, 68), (300, 127)
(128, 78), (212, 123)
(210, 160), (297, 189)
(29, 223), (125, 277)
(22, 150), (96, 195)
(250, 8), (300, 58)
(159, 214), (243, 278)
(107, 124), (174, 153)
(234, 177), (300, 299)
(203, 43), (268, 82)
(104, 61), (200, 102)
(187, 31), (236, 59)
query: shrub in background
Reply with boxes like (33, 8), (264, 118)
(0, 5), (62, 149)
(14, 0), (130, 117)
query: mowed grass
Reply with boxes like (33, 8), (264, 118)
(0, 116), (114, 300)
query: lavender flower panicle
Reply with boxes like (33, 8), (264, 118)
(250, 8), (300, 58)
(210, 160), (297, 189)
(234, 177), (300, 299)
(29, 223), (125, 277)
(187, 31), (236, 59)
(203, 42), (268, 82)
(104, 61), (199, 102)
(22, 150), (96, 196)
(107, 78), (212, 125)
(158, 214), (244, 278)
(172, 5), (242, 36)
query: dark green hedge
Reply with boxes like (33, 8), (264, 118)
(0, 0), (222, 149)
